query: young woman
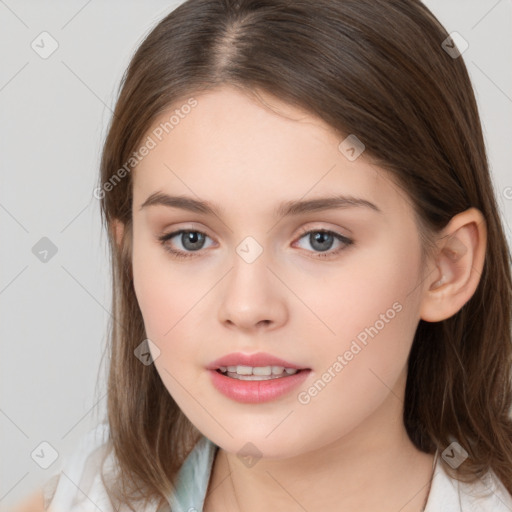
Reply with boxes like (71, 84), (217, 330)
(16, 0), (512, 510)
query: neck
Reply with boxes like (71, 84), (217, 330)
(204, 369), (436, 512)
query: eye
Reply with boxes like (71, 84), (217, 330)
(158, 227), (354, 260)
(158, 229), (215, 259)
(293, 228), (354, 259)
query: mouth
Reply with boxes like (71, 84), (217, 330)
(208, 352), (309, 375)
(215, 365), (308, 381)
(209, 364), (312, 403)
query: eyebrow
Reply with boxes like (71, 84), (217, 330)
(139, 192), (382, 217)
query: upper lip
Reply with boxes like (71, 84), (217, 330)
(207, 352), (308, 370)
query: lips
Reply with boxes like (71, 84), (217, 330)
(207, 352), (308, 371)
(209, 366), (311, 403)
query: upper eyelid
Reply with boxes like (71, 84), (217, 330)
(160, 224), (350, 239)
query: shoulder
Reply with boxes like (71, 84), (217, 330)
(42, 422), (157, 512)
(44, 424), (213, 512)
(43, 422), (111, 512)
(425, 457), (512, 511)
(10, 488), (46, 512)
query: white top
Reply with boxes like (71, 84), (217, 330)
(43, 422), (512, 512)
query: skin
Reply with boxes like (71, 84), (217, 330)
(110, 84), (486, 512)
(10, 489), (45, 512)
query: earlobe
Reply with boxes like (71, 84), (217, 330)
(419, 207), (487, 323)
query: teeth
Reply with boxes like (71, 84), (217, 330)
(220, 365), (299, 377)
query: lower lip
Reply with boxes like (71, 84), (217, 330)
(208, 369), (311, 403)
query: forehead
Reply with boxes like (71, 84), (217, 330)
(131, 85), (407, 217)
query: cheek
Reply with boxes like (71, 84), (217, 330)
(131, 234), (213, 402)
(298, 239), (422, 393)
(132, 248), (170, 338)
(132, 252), (200, 402)
(285, 260), (421, 450)
(132, 229), (196, 339)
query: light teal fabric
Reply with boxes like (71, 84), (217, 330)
(167, 436), (219, 512)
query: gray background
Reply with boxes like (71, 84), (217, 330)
(1, 0), (511, 508)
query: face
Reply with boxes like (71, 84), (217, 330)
(129, 84), (429, 458)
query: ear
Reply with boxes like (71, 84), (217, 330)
(110, 218), (125, 248)
(419, 207), (487, 322)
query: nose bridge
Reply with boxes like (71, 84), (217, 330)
(227, 235), (271, 301)
(218, 234), (286, 329)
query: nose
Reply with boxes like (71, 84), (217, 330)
(217, 248), (288, 332)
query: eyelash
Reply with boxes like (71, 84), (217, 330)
(157, 227), (354, 260)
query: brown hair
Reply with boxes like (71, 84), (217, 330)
(96, 0), (512, 509)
